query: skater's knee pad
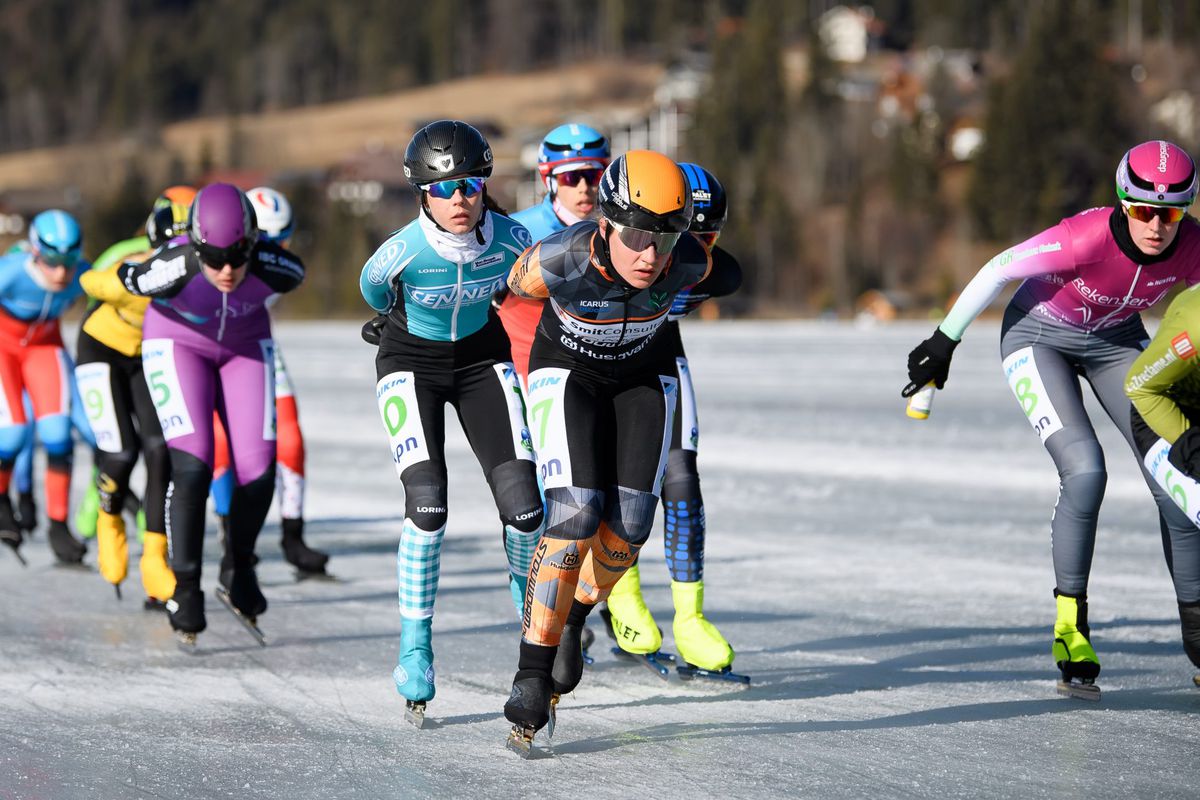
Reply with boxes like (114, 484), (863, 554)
(35, 415), (72, 457)
(662, 449), (700, 494)
(605, 486), (660, 546)
(543, 486), (604, 541)
(401, 462), (447, 531)
(489, 459), (543, 533)
(0, 424), (29, 460)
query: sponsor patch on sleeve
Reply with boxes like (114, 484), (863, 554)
(1172, 332), (1196, 359)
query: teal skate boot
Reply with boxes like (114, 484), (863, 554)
(394, 617), (435, 728)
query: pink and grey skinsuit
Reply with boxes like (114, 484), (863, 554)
(940, 204), (1200, 598)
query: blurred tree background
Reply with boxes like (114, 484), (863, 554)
(2, 0), (1199, 317)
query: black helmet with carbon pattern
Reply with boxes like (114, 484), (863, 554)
(403, 120), (493, 186)
(597, 150), (692, 233)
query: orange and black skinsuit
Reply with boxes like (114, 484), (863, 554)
(506, 220), (710, 684)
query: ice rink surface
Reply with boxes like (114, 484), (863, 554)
(2, 320), (1199, 799)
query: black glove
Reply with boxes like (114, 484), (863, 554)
(902, 328), (959, 397)
(361, 314), (387, 346)
(1168, 426), (1200, 481)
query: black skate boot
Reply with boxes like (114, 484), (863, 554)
(15, 491), (37, 535)
(1179, 602), (1200, 687)
(552, 601), (596, 695)
(504, 670), (554, 758)
(281, 517), (329, 578)
(47, 520), (86, 565)
(218, 557), (268, 646)
(167, 574), (206, 647)
(0, 495), (25, 566)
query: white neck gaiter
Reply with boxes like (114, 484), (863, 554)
(418, 207), (493, 264)
(552, 197), (586, 228)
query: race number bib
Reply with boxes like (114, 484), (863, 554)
(526, 368), (572, 489)
(1143, 437), (1200, 527)
(74, 362), (122, 453)
(141, 339), (194, 440)
(493, 362), (534, 462)
(676, 357), (698, 452)
(376, 371), (429, 475)
(1002, 347), (1063, 442)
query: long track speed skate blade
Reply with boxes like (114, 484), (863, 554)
(677, 663), (751, 686)
(215, 587), (267, 647)
(404, 700), (427, 729)
(506, 725), (538, 758)
(2, 539), (27, 567)
(545, 694), (559, 740)
(1056, 678), (1101, 701)
(611, 646), (675, 680)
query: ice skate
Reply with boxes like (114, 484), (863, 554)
(47, 520), (87, 566)
(0, 496), (26, 566)
(551, 623), (589, 695)
(15, 491), (36, 536)
(672, 580), (750, 685)
(1053, 590), (1101, 700)
(74, 475), (100, 540)
(167, 576), (206, 649)
(96, 511), (129, 596)
(217, 560), (268, 646)
(395, 617), (435, 728)
(603, 565), (674, 679)
(281, 517), (330, 579)
(140, 532), (175, 610)
(504, 670), (554, 758)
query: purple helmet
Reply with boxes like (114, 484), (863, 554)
(188, 183), (258, 266)
(1115, 140), (1198, 207)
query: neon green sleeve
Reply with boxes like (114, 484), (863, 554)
(92, 236), (151, 271)
(1125, 286), (1200, 443)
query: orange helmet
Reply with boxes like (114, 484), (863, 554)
(597, 150), (692, 234)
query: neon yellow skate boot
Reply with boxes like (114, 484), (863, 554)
(604, 564), (662, 654)
(140, 532), (176, 608)
(96, 511), (128, 591)
(671, 580), (734, 670)
(75, 474), (101, 540)
(1053, 590), (1100, 700)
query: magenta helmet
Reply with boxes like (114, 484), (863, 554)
(188, 183), (258, 266)
(1115, 140), (1198, 207)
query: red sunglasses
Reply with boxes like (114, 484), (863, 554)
(1123, 201), (1186, 224)
(555, 168), (604, 188)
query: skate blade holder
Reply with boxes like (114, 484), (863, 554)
(1056, 678), (1101, 701)
(611, 646), (675, 680)
(215, 587), (268, 647)
(506, 725), (539, 759)
(677, 663), (751, 686)
(404, 701), (427, 729)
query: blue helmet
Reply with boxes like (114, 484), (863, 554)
(29, 210), (82, 268)
(679, 163), (728, 234)
(537, 123), (610, 189)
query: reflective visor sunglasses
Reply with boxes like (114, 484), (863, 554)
(609, 221), (680, 254)
(1123, 200), (1187, 225)
(555, 168), (604, 188)
(196, 238), (253, 269)
(422, 177), (486, 199)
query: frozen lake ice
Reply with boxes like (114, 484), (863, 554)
(1, 320), (1198, 799)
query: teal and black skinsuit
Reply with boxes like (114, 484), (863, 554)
(360, 207), (544, 701)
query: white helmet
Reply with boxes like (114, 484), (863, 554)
(247, 186), (293, 243)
